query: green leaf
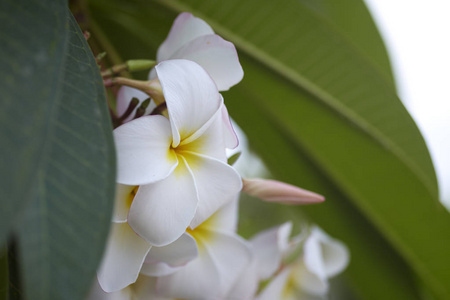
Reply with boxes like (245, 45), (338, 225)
(0, 248), (7, 300)
(0, 0), (67, 244)
(297, 0), (396, 85)
(1, 1), (115, 299)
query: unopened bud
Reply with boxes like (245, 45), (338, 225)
(126, 59), (156, 72)
(242, 178), (325, 205)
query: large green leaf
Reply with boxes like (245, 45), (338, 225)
(87, 0), (450, 299)
(1, 1), (116, 299)
(229, 58), (424, 299)
(0, 0), (67, 244)
(298, 0), (396, 85)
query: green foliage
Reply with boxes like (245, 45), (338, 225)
(0, 1), (115, 299)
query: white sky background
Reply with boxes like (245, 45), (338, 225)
(364, 0), (450, 207)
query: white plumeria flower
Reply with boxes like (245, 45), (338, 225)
(115, 59), (242, 244)
(225, 222), (293, 300)
(92, 198), (250, 300)
(257, 226), (350, 300)
(116, 12), (243, 121)
(88, 274), (182, 300)
(155, 12), (243, 91)
(99, 59), (242, 292)
(145, 197), (251, 300)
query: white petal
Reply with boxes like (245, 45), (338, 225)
(225, 256), (259, 300)
(156, 230), (251, 299)
(128, 157), (198, 246)
(293, 260), (329, 296)
(202, 196), (239, 233)
(133, 275), (169, 300)
(97, 223), (152, 292)
(203, 231), (252, 296)
(156, 240), (221, 299)
(171, 34), (243, 91)
(256, 267), (292, 300)
(113, 184), (137, 223)
(114, 115), (177, 185)
(221, 105), (239, 149)
(141, 233), (198, 276)
(140, 262), (182, 277)
(86, 278), (133, 300)
(304, 227), (350, 279)
(155, 59), (221, 147)
(116, 86), (155, 123)
(250, 222), (292, 279)
(184, 153), (242, 228)
(157, 12), (214, 62)
(178, 105), (227, 161)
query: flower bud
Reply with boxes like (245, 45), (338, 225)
(242, 178), (325, 205)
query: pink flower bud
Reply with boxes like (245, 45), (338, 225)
(242, 178), (325, 205)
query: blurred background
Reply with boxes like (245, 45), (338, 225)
(365, 0), (450, 207)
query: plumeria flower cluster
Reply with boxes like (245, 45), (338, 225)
(90, 12), (349, 300)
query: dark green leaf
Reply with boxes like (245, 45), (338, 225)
(0, 248), (8, 300)
(0, 0), (67, 244)
(1, 1), (116, 299)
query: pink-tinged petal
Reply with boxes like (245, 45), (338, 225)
(242, 178), (325, 205)
(256, 267), (292, 300)
(221, 105), (239, 149)
(157, 12), (214, 62)
(304, 227), (349, 279)
(116, 86), (155, 123)
(203, 231), (252, 296)
(250, 222), (292, 279)
(171, 34), (243, 91)
(113, 184), (137, 223)
(114, 115), (177, 185)
(156, 241), (221, 299)
(155, 60), (221, 147)
(128, 157), (198, 246)
(97, 223), (152, 292)
(141, 233), (198, 276)
(184, 153), (242, 229)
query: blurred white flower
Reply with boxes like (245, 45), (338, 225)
(225, 222), (293, 300)
(257, 226), (350, 300)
